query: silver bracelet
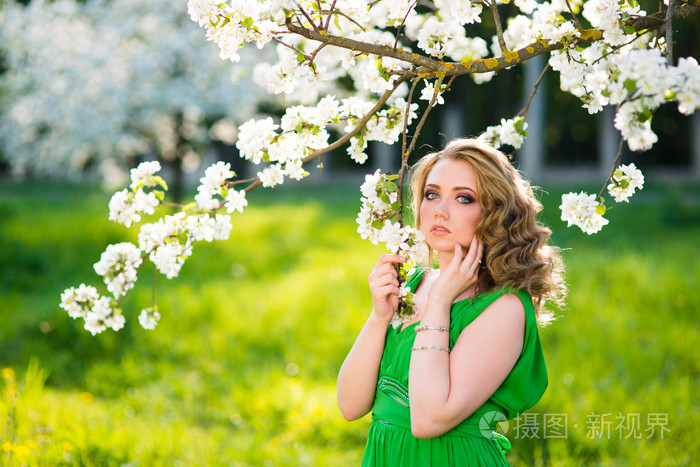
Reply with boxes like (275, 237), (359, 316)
(414, 325), (449, 333)
(412, 345), (450, 353)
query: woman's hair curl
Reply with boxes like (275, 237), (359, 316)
(411, 138), (566, 326)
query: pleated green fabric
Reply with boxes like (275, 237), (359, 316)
(361, 269), (548, 466)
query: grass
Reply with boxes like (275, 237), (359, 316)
(0, 178), (698, 465)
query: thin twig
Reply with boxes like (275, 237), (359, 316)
(596, 137), (625, 202)
(271, 36), (307, 57)
(228, 177), (259, 186)
(393, 1), (418, 50)
(322, 9), (367, 31)
(404, 75), (447, 158)
(564, 0), (583, 29)
(297, 4), (320, 32)
(515, 63), (550, 120)
(397, 77), (422, 226)
(665, 0), (676, 65)
(325, 0), (339, 30)
(487, 0), (508, 54)
(590, 33), (646, 66)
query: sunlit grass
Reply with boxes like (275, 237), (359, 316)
(0, 179), (698, 465)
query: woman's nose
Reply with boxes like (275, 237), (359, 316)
(435, 201), (449, 219)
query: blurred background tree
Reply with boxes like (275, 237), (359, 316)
(0, 0), (264, 201)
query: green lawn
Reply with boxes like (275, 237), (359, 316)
(0, 178), (698, 465)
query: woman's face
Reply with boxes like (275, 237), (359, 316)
(419, 158), (482, 254)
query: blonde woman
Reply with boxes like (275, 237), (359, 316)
(338, 138), (566, 465)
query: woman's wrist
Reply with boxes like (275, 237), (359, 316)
(368, 309), (394, 327)
(426, 291), (454, 311)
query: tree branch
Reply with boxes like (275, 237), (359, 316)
(286, 19), (444, 70)
(244, 75), (409, 193)
(665, 0), (677, 65)
(629, 0), (699, 31)
(564, 0), (583, 29)
(325, 0), (338, 30)
(397, 77), (422, 226)
(394, 1), (418, 50)
(515, 62), (550, 120)
(486, 0), (508, 54)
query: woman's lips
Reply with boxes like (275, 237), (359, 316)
(430, 225), (450, 235)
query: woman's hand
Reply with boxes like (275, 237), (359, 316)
(429, 236), (483, 305)
(368, 254), (406, 323)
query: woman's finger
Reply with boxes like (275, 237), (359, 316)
(375, 254), (406, 268)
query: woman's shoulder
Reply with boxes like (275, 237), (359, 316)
(450, 288), (532, 333)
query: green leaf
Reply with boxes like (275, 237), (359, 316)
(383, 181), (398, 191)
(177, 232), (189, 246)
(371, 219), (384, 229)
(241, 17), (253, 29)
(296, 52), (306, 63)
(637, 109), (652, 123)
(623, 78), (637, 93)
(595, 203), (606, 215)
(154, 176), (168, 191)
(153, 191), (165, 201)
(379, 192), (391, 205)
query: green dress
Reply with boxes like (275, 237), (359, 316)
(361, 269), (548, 466)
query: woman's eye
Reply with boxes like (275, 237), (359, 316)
(424, 191), (438, 200)
(457, 195), (474, 204)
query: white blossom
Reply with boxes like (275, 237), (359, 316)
(130, 161), (162, 190)
(139, 307), (161, 330)
(258, 164), (285, 188)
(607, 163), (644, 203)
(560, 192), (609, 234)
(213, 214), (233, 240)
(225, 189), (248, 213)
(420, 80), (445, 106)
(93, 242), (143, 298)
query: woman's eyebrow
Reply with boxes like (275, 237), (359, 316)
(426, 183), (477, 194)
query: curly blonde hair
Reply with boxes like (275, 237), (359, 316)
(411, 138), (566, 326)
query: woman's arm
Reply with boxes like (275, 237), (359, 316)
(337, 254), (405, 421)
(408, 241), (525, 438)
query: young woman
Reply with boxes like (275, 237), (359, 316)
(337, 138), (566, 465)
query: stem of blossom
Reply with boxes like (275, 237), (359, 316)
(590, 34), (646, 66)
(308, 43), (328, 69)
(325, 0), (338, 30)
(243, 75), (410, 193)
(228, 177), (259, 186)
(564, 0), (583, 29)
(399, 76), (448, 226)
(320, 8), (367, 31)
(515, 63), (550, 120)
(487, 0), (508, 55)
(297, 5), (321, 32)
(271, 36), (307, 58)
(665, 0), (676, 66)
(393, 1), (418, 51)
(596, 138), (625, 203)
